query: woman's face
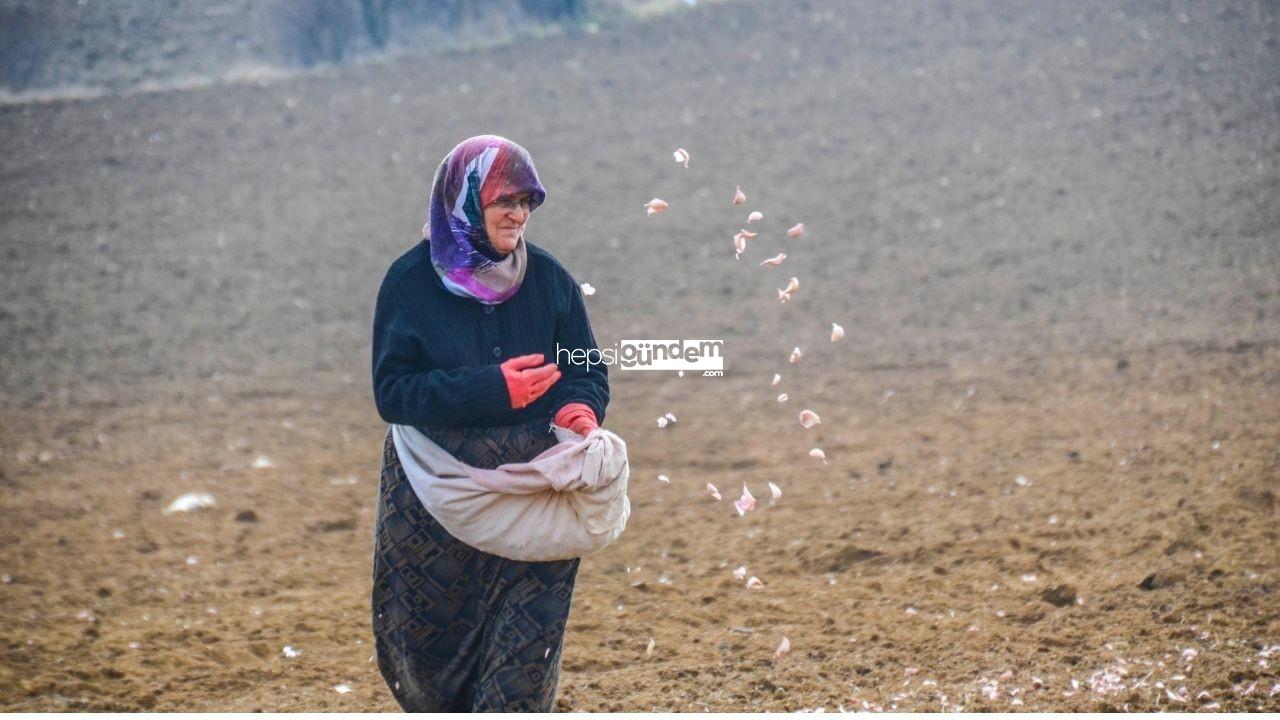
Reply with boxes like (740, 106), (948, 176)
(484, 193), (533, 254)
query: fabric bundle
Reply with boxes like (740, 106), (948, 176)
(426, 134), (546, 305)
(391, 423), (629, 562)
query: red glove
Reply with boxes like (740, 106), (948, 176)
(555, 402), (598, 436)
(500, 354), (561, 409)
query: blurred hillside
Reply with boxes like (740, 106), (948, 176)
(0, 0), (690, 99)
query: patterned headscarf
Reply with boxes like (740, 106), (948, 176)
(426, 135), (546, 305)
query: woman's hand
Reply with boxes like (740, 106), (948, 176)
(554, 403), (598, 436)
(500, 354), (561, 409)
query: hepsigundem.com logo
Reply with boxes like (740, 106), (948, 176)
(556, 339), (724, 374)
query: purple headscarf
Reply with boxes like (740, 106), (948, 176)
(426, 135), (547, 304)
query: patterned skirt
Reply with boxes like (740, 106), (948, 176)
(372, 420), (580, 712)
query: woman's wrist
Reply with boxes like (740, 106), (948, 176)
(554, 403), (598, 434)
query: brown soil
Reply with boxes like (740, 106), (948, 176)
(2, 0), (1278, 711)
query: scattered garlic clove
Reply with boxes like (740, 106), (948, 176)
(770, 373), (782, 387)
(809, 448), (827, 464)
(782, 277), (800, 294)
(644, 198), (669, 215)
(786, 222), (805, 238)
(738, 228), (758, 239)
(657, 417), (668, 428)
(706, 483), (722, 501)
(799, 409), (821, 428)
(747, 211), (763, 223)
(789, 347), (802, 364)
(657, 474), (670, 484)
(777, 393), (788, 403)
(768, 481), (782, 499)
(732, 186), (746, 205)
(775, 636), (791, 659)
(734, 233), (747, 259)
(664, 412), (677, 423)
(745, 576), (765, 590)
(830, 322), (844, 342)
(777, 289), (791, 303)
(733, 565), (747, 581)
(733, 483), (756, 515)
(759, 253), (786, 266)
(673, 148), (689, 168)
(580, 282), (596, 296)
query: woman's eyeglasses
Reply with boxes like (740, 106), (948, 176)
(490, 195), (533, 212)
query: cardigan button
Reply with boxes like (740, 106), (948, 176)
(492, 346), (502, 358)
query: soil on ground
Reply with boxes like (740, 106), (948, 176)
(1, 0), (1278, 711)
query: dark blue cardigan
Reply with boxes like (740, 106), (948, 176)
(372, 239), (609, 429)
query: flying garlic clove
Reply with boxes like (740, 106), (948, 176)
(732, 186), (746, 205)
(664, 412), (677, 423)
(733, 565), (747, 581)
(646, 637), (656, 656)
(770, 373), (782, 387)
(830, 322), (844, 342)
(657, 417), (669, 428)
(759, 253), (786, 267)
(580, 282), (596, 296)
(673, 148), (690, 168)
(777, 393), (788, 403)
(809, 448), (828, 464)
(738, 229), (758, 239)
(786, 222), (805, 239)
(747, 211), (763, 223)
(734, 233), (747, 259)
(733, 483), (756, 516)
(745, 576), (765, 590)
(789, 347), (802, 364)
(644, 198), (669, 216)
(799, 409), (821, 428)
(777, 289), (791, 303)
(657, 474), (670, 484)
(782, 277), (800, 294)
(768, 481), (782, 499)
(775, 636), (791, 659)
(706, 483), (722, 501)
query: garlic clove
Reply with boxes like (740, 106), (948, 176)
(644, 198), (669, 215)
(732, 186), (746, 205)
(786, 222), (805, 238)
(775, 636), (791, 658)
(799, 409), (821, 428)
(733, 483), (756, 516)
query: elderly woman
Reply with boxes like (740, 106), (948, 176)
(370, 135), (608, 712)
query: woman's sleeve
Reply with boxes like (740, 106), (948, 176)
(371, 289), (511, 427)
(547, 275), (610, 425)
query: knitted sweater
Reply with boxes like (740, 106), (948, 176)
(372, 239), (609, 429)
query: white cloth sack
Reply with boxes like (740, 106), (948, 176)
(391, 423), (630, 562)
